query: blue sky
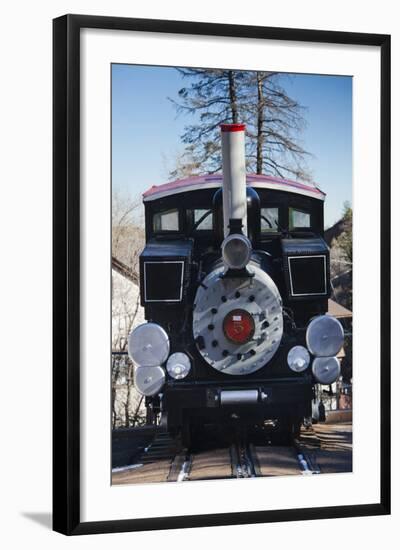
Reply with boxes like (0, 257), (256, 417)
(112, 65), (352, 228)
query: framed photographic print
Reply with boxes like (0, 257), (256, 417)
(53, 14), (391, 535)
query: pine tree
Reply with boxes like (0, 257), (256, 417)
(170, 68), (311, 182)
(169, 68), (247, 177)
(245, 72), (311, 181)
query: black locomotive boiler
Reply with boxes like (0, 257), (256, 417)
(128, 123), (344, 443)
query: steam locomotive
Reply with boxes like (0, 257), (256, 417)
(128, 123), (344, 444)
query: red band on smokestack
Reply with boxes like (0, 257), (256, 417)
(220, 123), (246, 132)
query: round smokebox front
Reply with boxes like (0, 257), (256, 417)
(193, 264), (283, 375)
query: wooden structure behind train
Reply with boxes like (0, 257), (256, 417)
(128, 124), (344, 445)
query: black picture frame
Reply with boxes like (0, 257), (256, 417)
(53, 14), (391, 535)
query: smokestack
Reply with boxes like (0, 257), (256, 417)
(220, 124), (252, 272)
(221, 123), (247, 237)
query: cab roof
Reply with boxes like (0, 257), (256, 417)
(143, 173), (325, 202)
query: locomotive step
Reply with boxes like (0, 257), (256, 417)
(141, 451), (177, 463)
(139, 431), (183, 464)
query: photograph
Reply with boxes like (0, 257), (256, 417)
(110, 64), (353, 485)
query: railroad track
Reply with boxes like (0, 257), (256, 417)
(170, 438), (320, 482)
(112, 426), (327, 485)
(169, 440), (257, 482)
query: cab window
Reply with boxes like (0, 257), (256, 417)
(153, 208), (179, 232)
(289, 207), (311, 229)
(261, 207), (279, 233)
(192, 208), (213, 231)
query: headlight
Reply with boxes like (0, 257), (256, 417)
(312, 356), (341, 385)
(134, 365), (165, 396)
(221, 234), (252, 269)
(306, 315), (344, 357)
(287, 345), (310, 372)
(166, 352), (191, 380)
(128, 322), (170, 367)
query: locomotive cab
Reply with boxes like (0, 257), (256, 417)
(129, 124), (343, 445)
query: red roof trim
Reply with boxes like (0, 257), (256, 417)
(220, 123), (246, 132)
(142, 173), (326, 200)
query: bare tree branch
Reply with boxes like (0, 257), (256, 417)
(169, 69), (313, 182)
